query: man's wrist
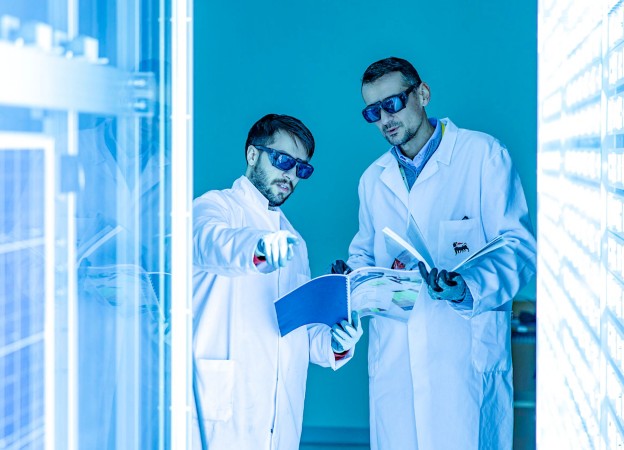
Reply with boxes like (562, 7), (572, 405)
(253, 250), (266, 266)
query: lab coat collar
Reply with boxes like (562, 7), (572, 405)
(377, 152), (409, 207)
(235, 175), (282, 216)
(413, 117), (458, 186)
(433, 118), (457, 166)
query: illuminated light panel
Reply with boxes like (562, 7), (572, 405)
(538, 0), (624, 447)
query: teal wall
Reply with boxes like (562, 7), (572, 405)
(194, 0), (537, 433)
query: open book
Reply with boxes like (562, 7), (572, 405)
(383, 226), (508, 273)
(274, 265), (422, 336)
(274, 218), (509, 336)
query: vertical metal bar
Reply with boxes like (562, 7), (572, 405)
(67, 0), (78, 38)
(45, 1), (77, 448)
(114, 0), (141, 447)
(170, 0), (193, 447)
(66, 111), (79, 450)
(158, 0), (168, 448)
(66, 4), (80, 450)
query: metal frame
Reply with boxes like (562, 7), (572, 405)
(170, 0), (193, 447)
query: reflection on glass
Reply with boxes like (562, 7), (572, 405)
(73, 111), (171, 449)
(0, 0), (181, 448)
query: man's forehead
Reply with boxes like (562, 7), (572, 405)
(268, 131), (307, 159)
(362, 72), (408, 102)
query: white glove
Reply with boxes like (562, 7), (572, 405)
(331, 311), (363, 353)
(256, 230), (300, 268)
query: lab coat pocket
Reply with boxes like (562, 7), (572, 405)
(195, 359), (235, 422)
(437, 219), (481, 269)
(471, 311), (511, 373)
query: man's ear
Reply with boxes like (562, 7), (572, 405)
(246, 145), (258, 166)
(419, 82), (431, 107)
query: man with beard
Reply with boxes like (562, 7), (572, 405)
(336, 57), (536, 449)
(192, 113), (362, 450)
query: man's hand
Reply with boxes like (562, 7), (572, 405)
(331, 311), (363, 353)
(330, 259), (353, 274)
(256, 231), (299, 268)
(418, 261), (467, 303)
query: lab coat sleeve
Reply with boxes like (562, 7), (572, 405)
(347, 176), (377, 270)
(193, 193), (269, 276)
(307, 323), (353, 370)
(451, 145), (537, 317)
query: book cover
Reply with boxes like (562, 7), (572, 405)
(275, 274), (349, 337)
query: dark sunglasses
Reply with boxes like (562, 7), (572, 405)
(361, 83), (420, 123)
(254, 145), (314, 179)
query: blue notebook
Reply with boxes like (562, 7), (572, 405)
(275, 264), (426, 335)
(274, 274), (350, 337)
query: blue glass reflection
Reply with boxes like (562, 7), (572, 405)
(75, 112), (170, 449)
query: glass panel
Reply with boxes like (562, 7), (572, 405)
(74, 112), (171, 450)
(0, 146), (47, 450)
(0, 0), (187, 448)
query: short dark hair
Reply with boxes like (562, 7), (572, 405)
(362, 57), (422, 87)
(245, 114), (315, 159)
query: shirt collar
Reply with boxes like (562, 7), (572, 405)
(392, 117), (440, 166)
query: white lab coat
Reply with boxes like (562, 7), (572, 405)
(192, 176), (350, 450)
(348, 119), (536, 450)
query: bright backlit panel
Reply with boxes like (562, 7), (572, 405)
(538, 0), (624, 448)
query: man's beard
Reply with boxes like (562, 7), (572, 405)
(248, 164), (293, 207)
(383, 121), (417, 147)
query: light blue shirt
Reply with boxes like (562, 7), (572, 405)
(391, 117), (442, 191)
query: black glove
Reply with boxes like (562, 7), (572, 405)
(418, 261), (466, 303)
(330, 259), (353, 274)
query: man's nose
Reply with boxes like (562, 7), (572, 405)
(380, 109), (394, 125)
(282, 166), (296, 179)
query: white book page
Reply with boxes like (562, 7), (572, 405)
(382, 227), (434, 271)
(405, 215), (435, 270)
(384, 224), (509, 273)
(451, 235), (508, 271)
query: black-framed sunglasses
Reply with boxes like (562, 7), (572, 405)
(361, 83), (420, 123)
(253, 145), (315, 179)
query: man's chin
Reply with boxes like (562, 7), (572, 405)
(268, 191), (290, 207)
(386, 133), (409, 146)
(384, 131), (400, 143)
